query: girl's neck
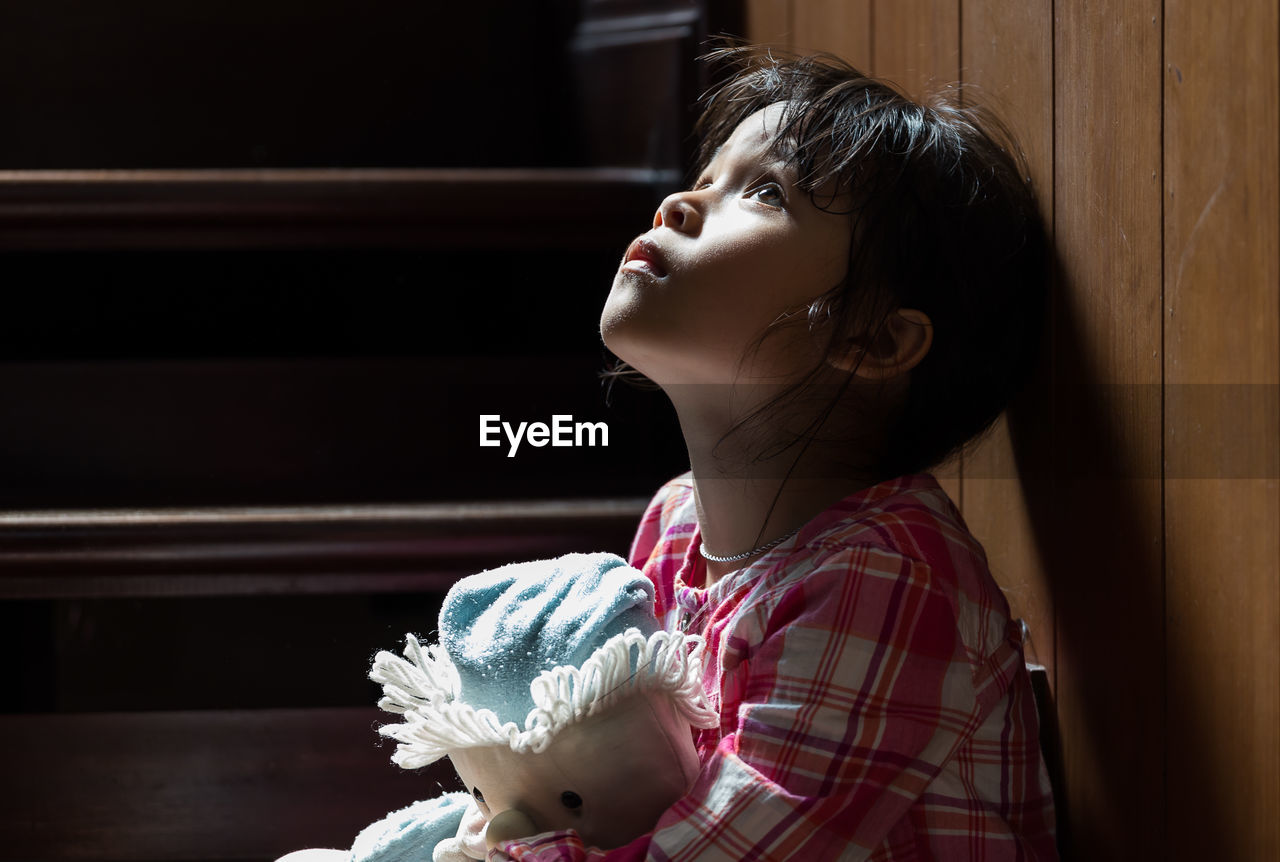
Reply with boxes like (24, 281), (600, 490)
(670, 391), (876, 585)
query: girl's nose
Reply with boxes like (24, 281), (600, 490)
(654, 192), (702, 234)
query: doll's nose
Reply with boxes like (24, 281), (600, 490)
(484, 808), (540, 851)
(654, 192), (702, 234)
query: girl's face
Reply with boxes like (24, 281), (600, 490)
(601, 102), (852, 387)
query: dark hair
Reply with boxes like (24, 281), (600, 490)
(610, 45), (1048, 480)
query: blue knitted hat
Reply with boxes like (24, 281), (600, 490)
(371, 552), (715, 769)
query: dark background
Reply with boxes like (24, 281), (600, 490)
(0, 2), (745, 858)
(0, 0), (747, 508)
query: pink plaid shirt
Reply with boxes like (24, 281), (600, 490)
(493, 473), (1057, 861)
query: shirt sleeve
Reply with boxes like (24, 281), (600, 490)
(487, 543), (1026, 861)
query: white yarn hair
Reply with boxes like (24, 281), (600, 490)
(371, 627), (717, 769)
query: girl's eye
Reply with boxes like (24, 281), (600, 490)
(749, 182), (784, 206)
(560, 790), (583, 810)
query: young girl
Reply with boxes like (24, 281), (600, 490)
(485, 47), (1057, 860)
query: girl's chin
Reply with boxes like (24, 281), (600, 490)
(599, 303), (648, 360)
(598, 330), (666, 383)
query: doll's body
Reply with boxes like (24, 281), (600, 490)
(277, 553), (713, 862)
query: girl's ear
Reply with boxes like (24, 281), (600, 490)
(827, 309), (933, 380)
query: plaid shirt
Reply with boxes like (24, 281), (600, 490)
(493, 473), (1057, 861)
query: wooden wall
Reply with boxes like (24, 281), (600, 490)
(745, 1), (1279, 859)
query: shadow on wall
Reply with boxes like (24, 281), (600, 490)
(1006, 256), (1229, 860)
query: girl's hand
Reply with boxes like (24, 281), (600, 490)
(484, 808), (539, 851)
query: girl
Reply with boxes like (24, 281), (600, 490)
(486, 47), (1057, 860)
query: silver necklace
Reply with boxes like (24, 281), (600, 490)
(699, 526), (802, 564)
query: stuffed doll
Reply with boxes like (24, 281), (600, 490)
(278, 552), (716, 862)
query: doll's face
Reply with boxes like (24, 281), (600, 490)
(448, 694), (701, 849)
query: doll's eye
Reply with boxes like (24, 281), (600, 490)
(472, 787), (485, 805)
(560, 791), (583, 810)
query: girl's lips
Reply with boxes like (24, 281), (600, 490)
(621, 238), (668, 277)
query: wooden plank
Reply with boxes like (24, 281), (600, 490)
(743, 0), (790, 49)
(0, 499), (646, 599)
(790, 0), (873, 71)
(958, 0), (1053, 198)
(0, 708), (459, 861)
(958, 0), (1056, 677)
(0, 168), (678, 250)
(871, 0), (960, 100)
(1163, 0), (1280, 858)
(1053, 1), (1166, 858)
